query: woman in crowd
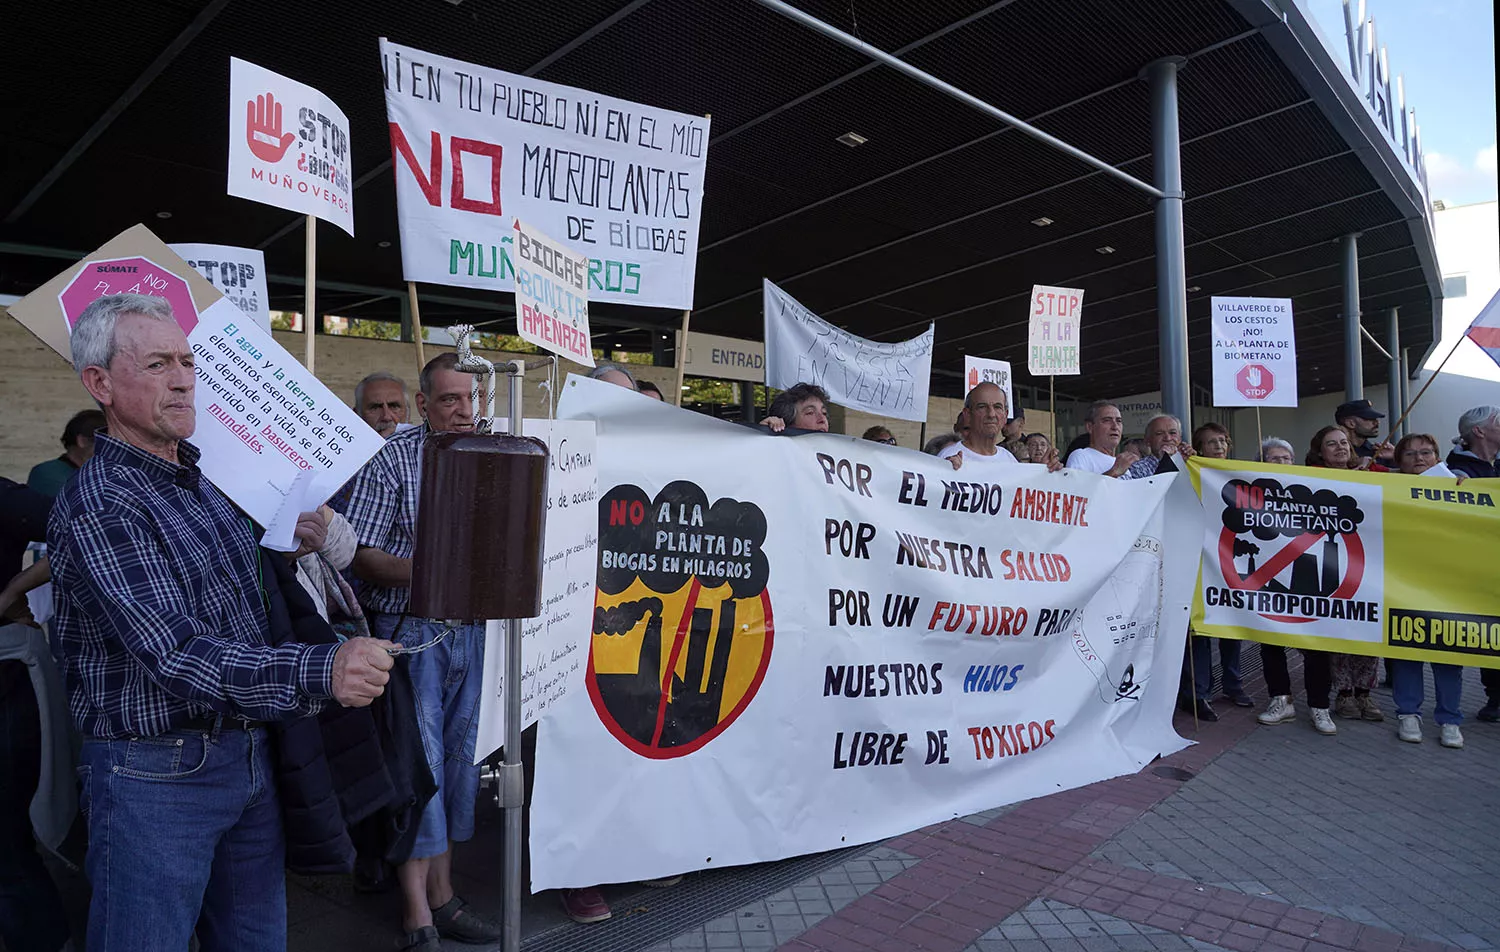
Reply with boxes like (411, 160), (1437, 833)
(1387, 433), (1465, 748)
(1443, 406), (1500, 723)
(862, 425), (897, 445)
(922, 432), (960, 456)
(1259, 437), (1296, 465)
(1256, 438), (1338, 734)
(1025, 432), (1053, 465)
(1305, 426), (1385, 722)
(1193, 422), (1233, 459)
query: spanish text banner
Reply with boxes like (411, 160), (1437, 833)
(379, 39), (709, 310)
(1188, 457), (1500, 668)
(528, 376), (1199, 889)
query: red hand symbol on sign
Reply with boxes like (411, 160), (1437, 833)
(246, 93), (296, 163)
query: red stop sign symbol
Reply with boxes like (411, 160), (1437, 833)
(1236, 363), (1274, 400)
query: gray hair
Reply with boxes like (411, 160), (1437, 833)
(1084, 400), (1120, 423)
(69, 293), (176, 375)
(1145, 414), (1181, 432)
(419, 352), (462, 396)
(923, 432), (961, 456)
(1259, 437), (1295, 461)
(354, 371), (406, 408)
(1455, 405), (1500, 446)
(588, 362), (638, 389)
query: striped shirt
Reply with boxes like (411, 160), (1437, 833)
(1119, 455), (1162, 480)
(48, 433), (337, 739)
(344, 423), (427, 616)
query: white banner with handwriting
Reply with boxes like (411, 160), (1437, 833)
(528, 376), (1197, 888)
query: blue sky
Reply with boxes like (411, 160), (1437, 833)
(1303, 0), (1497, 206)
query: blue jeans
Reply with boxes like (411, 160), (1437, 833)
(78, 724), (285, 952)
(371, 613), (484, 860)
(1389, 659), (1463, 725)
(1185, 635), (1243, 701)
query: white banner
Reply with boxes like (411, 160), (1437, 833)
(1211, 296), (1297, 408)
(763, 280), (933, 422)
(514, 220), (593, 366)
(227, 58), (354, 236)
(1027, 285), (1083, 376)
(964, 356), (1014, 412)
(680, 331), (765, 384)
(171, 243), (272, 333)
(379, 39), (710, 310)
(529, 376), (1198, 888)
(476, 420), (598, 761)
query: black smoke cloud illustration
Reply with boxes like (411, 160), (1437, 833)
(597, 480), (769, 598)
(1220, 478), (1365, 541)
(594, 598), (663, 636)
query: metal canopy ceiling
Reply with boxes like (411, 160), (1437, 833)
(1, 0), (1439, 401)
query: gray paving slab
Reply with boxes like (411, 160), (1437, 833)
(963, 900), (1232, 952)
(1091, 668), (1500, 950)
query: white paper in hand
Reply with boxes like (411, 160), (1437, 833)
(261, 469), (316, 552)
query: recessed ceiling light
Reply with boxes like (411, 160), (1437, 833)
(377, 240), (391, 248)
(836, 131), (868, 147)
(156, 211), (173, 219)
(1095, 245), (1115, 254)
(1031, 216), (1054, 227)
(1187, 285), (1201, 292)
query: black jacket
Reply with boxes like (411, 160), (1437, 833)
(1446, 449), (1499, 480)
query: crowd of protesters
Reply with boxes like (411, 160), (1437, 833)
(3, 295), (1498, 951)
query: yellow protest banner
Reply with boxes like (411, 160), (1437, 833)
(1186, 457), (1500, 669)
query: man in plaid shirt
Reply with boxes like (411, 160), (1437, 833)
(346, 352), (506, 949)
(1119, 414), (1195, 480)
(48, 294), (397, 952)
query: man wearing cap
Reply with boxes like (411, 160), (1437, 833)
(1000, 407), (1028, 461)
(1336, 399), (1394, 468)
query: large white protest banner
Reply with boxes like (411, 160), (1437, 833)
(171, 243), (272, 333)
(6, 226), (382, 526)
(1211, 297), (1297, 408)
(379, 39), (710, 310)
(228, 58), (354, 236)
(1027, 285), (1084, 376)
(514, 220), (593, 367)
(476, 420), (598, 761)
(763, 280), (934, 422)
(964, 356), (1013, 410)
(527, 376), (1198, 888)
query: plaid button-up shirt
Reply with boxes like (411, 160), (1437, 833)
(48, 433), (338, 739)
(344, 423), (427, 616)
(1119, 454), (1162, 480)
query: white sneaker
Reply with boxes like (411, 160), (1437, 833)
(1310, 707), (1337, 735)
(1440, 724), (1464, 749)
(1397, 714), (1422, 743)
(1258, 695), (1296, 725)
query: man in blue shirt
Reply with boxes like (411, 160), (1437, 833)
(48, 293), (397, 952)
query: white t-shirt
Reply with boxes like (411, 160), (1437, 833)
(1065, 446), (1117, 474)
(938, 441), (1021, 468)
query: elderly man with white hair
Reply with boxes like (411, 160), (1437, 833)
(47, 293), (396, 951)
(1120, 413), (1195, 479)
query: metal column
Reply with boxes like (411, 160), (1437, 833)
(1399, 347), (1412, 437)
(1146, 57), (1191, 426)
(1386, 308), (1401, 436)
(1342, 233), (1363, 400)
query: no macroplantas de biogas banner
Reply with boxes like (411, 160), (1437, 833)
(1188, 458), (1500, 669)
(380, 39), (710, 310)
(527, 376), (1199, 889)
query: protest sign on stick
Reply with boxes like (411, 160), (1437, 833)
(1210, 296), (1297, 408)
(1027, 284), (1084, 447)
(170, 243), (272, 333)
(963, 356), (1013, 412)
(227, 57), (354, 373)
(514, 220), (593, 367)
(763, 279), (933, 422)
(7, 225), (382, 527)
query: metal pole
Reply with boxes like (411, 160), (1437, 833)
(1342, 233), (1363, 400)
(1146, 57), (1191, 426)
(748, 0), (1164, 199)
(1399, 346), (1411, 436)
(501, 359), (527, 952)
(1386, 307), (1401, 435)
